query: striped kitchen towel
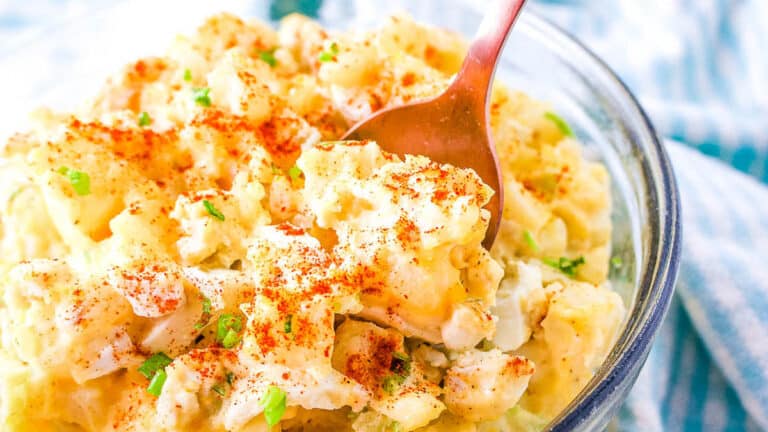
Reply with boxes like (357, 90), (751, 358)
(618, 143), (768, 431)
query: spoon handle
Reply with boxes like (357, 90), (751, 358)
(447, 0), (527, 112)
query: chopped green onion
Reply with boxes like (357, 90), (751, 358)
(192, 87), (212, 107)
(318, 42), (339, 62)
(221, 328), (241, 349)
(183, 68), (192, 81)
(211, 371), (235, 397)
(382, 374), (406, 394)
(57, 167), (91, 196)
(523, 230), (539, 252)
(195, 297), (211, 331)
(217, 314), (243, 348)
(147, 370), (168, 396)
(542, 256), (585, 277)
(392, 352), (409, 362)
(390, 351), (411, 378)
(217, 314), (242, 339)
(284, 315), (293, 334)
(258, 50), (278, 67)
(288, 165), (302, 181)
(611, 256), (623, 269)
(137, 352), (173, 379)
(544, 112), (574, 137)
(382, 351), (411, 394)
(202, 297), (212, 314)
(259, 385), (288, 427)
(478, 338), (495, 351)
(212, 383), (227, 397)
(202, 199), (225, 221)
(138, 111), (151, 127)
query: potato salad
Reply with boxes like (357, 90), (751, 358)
(0, 12), (625, 432)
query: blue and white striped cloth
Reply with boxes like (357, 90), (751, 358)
(533, 0), (768, 182)
(1, 1), (767, 430)
(530, 1), (768, 430)
(618, 144), (768, 431)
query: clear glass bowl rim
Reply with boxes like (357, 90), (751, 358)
(514, 12), (682, 432)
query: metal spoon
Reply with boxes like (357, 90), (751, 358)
(343, 0), (527, 249)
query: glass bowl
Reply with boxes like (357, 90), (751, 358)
(0, 1), (681, 430)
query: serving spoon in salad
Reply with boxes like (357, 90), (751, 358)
(343, 0), (527, 249)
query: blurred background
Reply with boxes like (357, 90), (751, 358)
(0, 1), (766, 431)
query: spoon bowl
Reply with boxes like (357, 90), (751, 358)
(343, 85), (504, 247)
(343, 0), (527, 248)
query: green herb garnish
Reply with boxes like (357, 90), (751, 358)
(217, 314), (243, 349)
(284, 315), (293, 334)
(392, 352), (409, 362)
(611, 256), (623, 269)
(259, 50), (278, 67)
(544, 111), (574, 137)
(138, 111), (151, 127)
(183, 68), (192, 81)
(212, 383), (227, 397)
(202, 199), (225, 221)
(202, 297), (212, 314)
(318, 42), (339, 62)
(146, 369), (168, 396)
(217, 314), (242, 339)
(478, 338), (495, 351)
(259, 385), (288, 427)
(543, 256), (585, 277)
(139, 353), (173, 397)
(192, 87), (212, 107)
(288, 165), (302, 181)
(523, 230), (539, 252)
(382, 374), (406, 394)
(195, 296), (213, 330)
(211, 371), (235, 397)
(57, 167), (91, 196)
(138, 352), (173, 379)
(382, 352), (411, 394)
(390, 352), (411, 376)
(221, 329), (240, 349)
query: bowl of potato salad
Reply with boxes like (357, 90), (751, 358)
(0, 1), (680, 431)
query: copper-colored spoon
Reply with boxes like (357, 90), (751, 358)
(343, 0), (527, 248)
